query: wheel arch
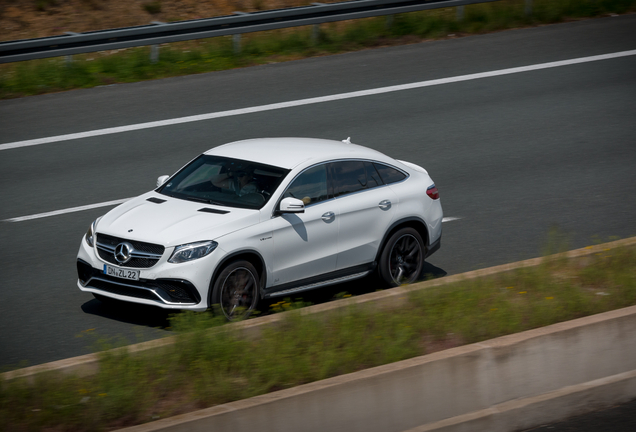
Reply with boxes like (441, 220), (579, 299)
(375, 217), (430, 263)
(207, 249), (267, 307)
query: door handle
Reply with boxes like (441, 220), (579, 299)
(378, 200), (392, 210)
(321, 211), (335, 222)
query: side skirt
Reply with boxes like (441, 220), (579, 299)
(264, 263), (375, 299)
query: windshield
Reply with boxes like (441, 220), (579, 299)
(157, 155), (290, 209)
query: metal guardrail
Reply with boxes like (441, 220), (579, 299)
(0, 0), (507, 64)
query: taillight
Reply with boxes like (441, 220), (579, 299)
(426, 184), (439, 200)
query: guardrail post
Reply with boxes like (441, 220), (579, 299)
(525, 0), (532, 15)
(63, 32), (79, 66)
(149, 22), (165, 63)
(456, 5), (464, 21)
(311, 24), (320, 45)
(150, 44), (159, 63)
(233, 34), (242, 54)
(386, 14), (394, 29)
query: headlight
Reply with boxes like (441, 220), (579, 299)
(85, 218), (101, 247)
(168, 241), (218, 263)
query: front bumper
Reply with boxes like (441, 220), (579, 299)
(77, 260), (201, 305)
(77, 237), (213, 311)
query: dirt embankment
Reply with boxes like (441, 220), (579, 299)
(1, 0), (317, 42)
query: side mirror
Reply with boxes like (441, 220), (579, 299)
(279, 197), (305, 214)
(156, 175), (170, 188)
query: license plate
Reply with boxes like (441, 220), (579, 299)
(104, 264), (140, 281)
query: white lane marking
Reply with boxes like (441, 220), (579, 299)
(2, 49), (635, 152)
(3, 198), (131, 222)
(442, 217), (461, 223)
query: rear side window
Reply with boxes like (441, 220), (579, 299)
(365, 161), (383, 188)
(373, 163), (407, 185)
(332, 160), (384, 198)
(332, 161), (367, 197)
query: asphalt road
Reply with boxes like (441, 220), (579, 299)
(1, 15), (635, 371)
(521, 397), (636, 432)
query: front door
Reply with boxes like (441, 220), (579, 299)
(269, 164), (338, 288)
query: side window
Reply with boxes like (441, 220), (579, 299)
(332, 161), (385, 197)
(332, 161), (367, 197)
(373, 163), (407, 185)
(283, 164), (329, 206)
(364, 161), (383, 188)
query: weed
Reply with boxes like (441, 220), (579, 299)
(35, 0), (58, 12)
(143, 1), (162, 15)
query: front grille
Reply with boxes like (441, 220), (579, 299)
(97, 233), (164, 255)
(96, 233), (164, 268)
(96, 250), (159, 268)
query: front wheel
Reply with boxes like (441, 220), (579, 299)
(211, 260), (260, 320)
(378, 227), (424, 287)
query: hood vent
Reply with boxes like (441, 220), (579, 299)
(198, 208), (230, 215)
(147, 197), (167, 204)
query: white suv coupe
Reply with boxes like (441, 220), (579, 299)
(77, 138), (443, 319)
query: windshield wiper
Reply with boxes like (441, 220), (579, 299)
(183, 196), (211, 204)
(183, 196), (225, 206)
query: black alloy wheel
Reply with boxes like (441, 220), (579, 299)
(212, 260), (260, 320)
(379, 227), (424, 287)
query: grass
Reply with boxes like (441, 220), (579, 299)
(1, 0), (635, 99)
(2, 243), (636, 431)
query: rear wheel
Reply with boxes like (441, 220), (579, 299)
(379, 227), (424, 287)
(211, 260), (260, 320)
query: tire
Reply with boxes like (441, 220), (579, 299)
(378, 227), (424, 287)
(211, 260), (260, 320)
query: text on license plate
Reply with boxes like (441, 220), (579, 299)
(104, 265), (140, 281)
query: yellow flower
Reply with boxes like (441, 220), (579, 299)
(518, 291), (527, 294)
(545, 297), (554, 300)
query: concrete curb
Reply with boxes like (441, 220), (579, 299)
(114, 304), (636, 432)
(404, 369), (636, 432)
(3, 236), (636, 383)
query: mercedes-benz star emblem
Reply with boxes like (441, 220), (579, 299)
(114, 242), (134, 264)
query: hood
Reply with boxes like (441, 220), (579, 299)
(95, 192), (260, 247)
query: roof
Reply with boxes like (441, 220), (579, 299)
(205, 138), (395, 169)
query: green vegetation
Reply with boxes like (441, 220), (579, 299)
(142, 1), (162, 15)
(2, 244), (636, 431)
(1, 0), (635, 99)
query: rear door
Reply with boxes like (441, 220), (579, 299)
(331, 160), (399, 271)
